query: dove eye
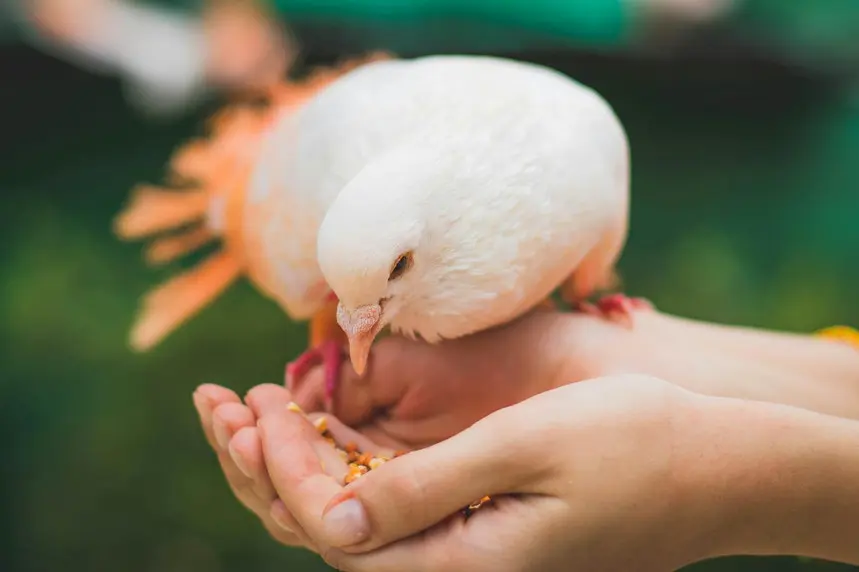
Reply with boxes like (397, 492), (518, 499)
(388, 251), (413, 281)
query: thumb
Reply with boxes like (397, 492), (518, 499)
(320, 405), (547, 552)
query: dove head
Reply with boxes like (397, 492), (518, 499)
(317, 147), (451, 375)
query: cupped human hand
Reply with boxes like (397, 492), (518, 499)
(252, 374), (723, 572)
(191, 308), (596, 546)
(193, 305), (859, 561)
(289, 307), (617, 450)
(190, 306), (734, 552)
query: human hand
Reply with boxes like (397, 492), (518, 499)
(194, 307), (859, 558)
(192, 305), (652, 537)
(289, 308), (616, 450)
(191, 308), (585, 547)
(287, 307), (859, 439)
(252, 372), (859, 572)
(192, 384), (306, 548)
(249, 374), (729, 572)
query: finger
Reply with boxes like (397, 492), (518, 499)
(193, 387), (262, 506)
(209, 410), (272, 515)
(306, 413), (398, 459)
(258, 407), (365, 550)
(244, 383), (298, 418)
(211, 402), (271, 504)
(229, 422), (346, 540)
(212, 402), (255, 450)
(194, 386), (308, 548)
(215, 437), (275, 522)
(228, 426), (276, 500)
(228, 429), (314, 548)
(193, 384), (241, 450)
(321, 407), (549, 552)
(244, 384), (352, 479)
(208, 403), (277, 513)
(330, 495), (556, 572)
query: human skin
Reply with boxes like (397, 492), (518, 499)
(250, 376), (859, 571)
(193, 309), (859, 567)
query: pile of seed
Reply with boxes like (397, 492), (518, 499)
(306, 409), (492, 519)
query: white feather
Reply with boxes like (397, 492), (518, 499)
(249, 55), (629, 340)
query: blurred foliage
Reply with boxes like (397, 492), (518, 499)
(2, 22), (859, 572)
(4, 0), (859, 63)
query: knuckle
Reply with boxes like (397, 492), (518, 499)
(245, 383), (284, 407)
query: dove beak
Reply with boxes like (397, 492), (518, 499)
(336, 302), (383, 376)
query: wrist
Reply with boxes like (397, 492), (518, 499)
(614, 312), (859, 420)
(674, 393), (859, 565)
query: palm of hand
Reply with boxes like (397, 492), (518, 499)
(291, 376), (688, 572)
(292, 309), (600, 450)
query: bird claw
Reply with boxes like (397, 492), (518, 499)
(574, 294), (653, 328)
(285, 340), (345, 412)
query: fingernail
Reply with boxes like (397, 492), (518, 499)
(228, 441), (252, 478)
(322, 498), (370, 547)
(213, 419), (230, 450)
(270, 500), (294, 533)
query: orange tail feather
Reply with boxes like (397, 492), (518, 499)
(114, 185), (210, 239)
(130, 251), (242, 351)
(115, 51), (396, 351)
(144, 226), (215, 265)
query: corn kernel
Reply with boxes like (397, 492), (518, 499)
(286, 402), (305, 414)
(313, 416), (328, 432)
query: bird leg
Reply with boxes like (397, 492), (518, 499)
(285, 341), (344, 411)
(285, 297), (346, 412)
(559, 275), (653, 328)
(573, 294), (653, 328)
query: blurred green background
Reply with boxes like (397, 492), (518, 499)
(2, 2), (859, 571)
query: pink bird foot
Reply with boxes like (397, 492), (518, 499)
(285, 340), (344, 412)
(575, 294), (653, 327)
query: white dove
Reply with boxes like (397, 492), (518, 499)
(113, 52), (649, 411)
